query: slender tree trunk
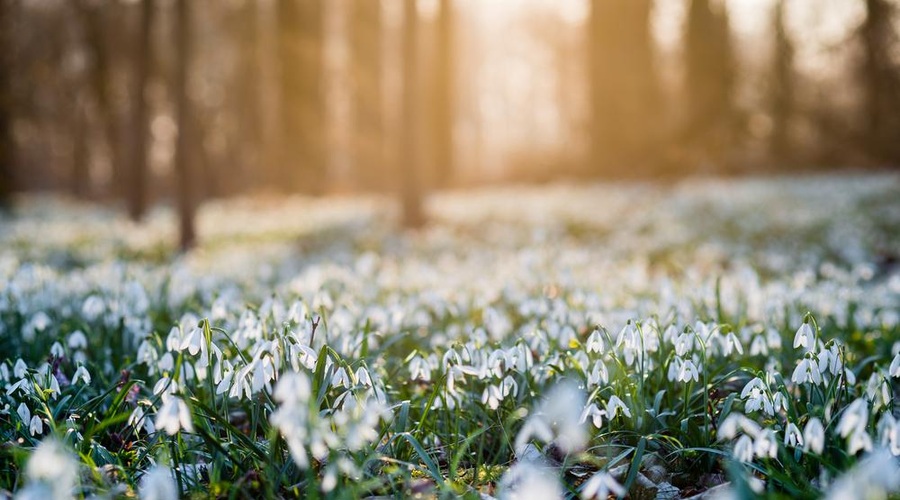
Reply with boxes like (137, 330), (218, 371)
(174, 0), (196, 250)
(683, 0), (736, 171)
(769, 0), (794, 164)
(351, 0), (384, 192)
(587, 0), (658, 177)
(128, 0), (154, 221)
(860, 0), (900, 165)
(277, 0), (325, 194)
(401, 0), (424, 228)
(0, 0), (12, 211)
(433, 0), (454, 188)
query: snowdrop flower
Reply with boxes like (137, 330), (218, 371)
(837, 398), (869, 438)
(825, 449), (900, 500)
(581, 471), (625, 499)
(579, 403), (605, 429)
(733, 434), (755, 462)
(139, 466), (178, 500)
(803, 417), (825, 454)
(791, 356), (822, 385)
(749, 335), (768, 356)
(17, 402), (30, 424)
(24, 439), (78, 500)
(179, 325), (203, 356)
(741, 377), (773, 415)
(876, 413), (900, 456)
(514, 381), (587, 455)
(585, 329), (604, 354)
(784, 422), (803, 447)
(793, 321), (814, 351)
(719, 414), (761, 440)
(14, 358), (27, 379)
(890, 353), (900, 378)
(128, 405), (156, 434)
(722, 330), (743, 356)
(72, 365), (91, 386)
(586, 360), (608, 387)
(847, 428), (873, 455)
(154, 396), (193, 435)
(677, 358), (700, 383)
(67, 330), (88, 350)
(605, 395), (632, 419)
(408, 355), (431, 381)
(331, 367), (351, 389)
(29, 415), (44, 436)
(498, 462), (563, 500)
(754, 428), (778, 459)
(82, 295), (105, 320)
(674, 332), (694, 357)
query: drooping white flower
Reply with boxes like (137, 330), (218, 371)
(753, 428), (778, 459)
(585, 329), (604, 354)
(791, 357), (822, 385)
(17, 402), (30, 425)
(498, 462), (563, 500)
(890, 353), (900, 378)
(72, 365), (91, 386)
(741, 377), (773, 415)
(604, 395), (632, 420)
(579, 403), (605, 429)
(793, 322), (814, 351)
(837, 398), (869, 438)
(784, 422), (803, 448)
(154, 396), (193, 435)
(847, 428), (873, 455)
(733, 434), (755, 463)
(719, 414), (761, 440)
(803, 417), (825, 454)
(14, 358), (27, 379)
(581, 471), (625, 499)
(876, 413), (900, 456)
(825, 449), (900, 500)
(139, 466), (179, 500)
(514, 381), (587, 455)
(24, 439), (78, 499)
(29, 415), (44, 436)
(677, 359), (700, 383)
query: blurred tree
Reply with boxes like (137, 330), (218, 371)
(277, 0), (326, 194)
(768, 0), (794, 164)
(433, 0), (455, 187)
(587, 0), (659, 177)
(175, 0), (196, 250)
(683, 0), (736, 171)
(127, 0), (154, 222)
(75, 0), (126, 197)
(859, 0), (900, 166)
(230, 0), (262, 194)
(401, 0), (424, 228)
(350, 0), (385, 192)
(0, 0), (12, 211)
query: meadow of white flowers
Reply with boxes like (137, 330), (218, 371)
(1, 174), (898, 499)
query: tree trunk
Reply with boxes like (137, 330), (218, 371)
(0, 0), (12, 211)
(683, 0), (736, 171)
(277, 0), (326, 194)
(174, 0), (196, 251)
(860, 0), (900, 166)
(769, 0), (794, 164)
(400, 0), (424, 228)
(587, 0), (659, 177)
(350, 0), (385, 192)
(128, 0), (154, 222)
(433, 0), (455, 188)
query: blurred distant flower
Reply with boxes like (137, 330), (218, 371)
(803, 417), (825, 454)
(72, 366), (90, 386)
(580, 471), (625, 499)
(139, 466), (178, 500)
(24, 439), (78, 499)
(154, 396), (193, 435)
(784, 422), (803, 448)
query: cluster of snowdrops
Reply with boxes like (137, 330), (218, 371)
(0, 175), (899, 499)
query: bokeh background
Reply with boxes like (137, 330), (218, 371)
(0, 0), (898, 247)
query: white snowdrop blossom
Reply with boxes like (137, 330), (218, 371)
(154, 396), (193, 435)
(604, 395), (632, 420)
(825, 449), (900, 500)
(72, 365), (91, 386)
(139, 466), (179, 500)
(784, 422), (803, 448)
(580, 471), (625, 499)
(498, 462), (563, 500)
(514, 381), (587, 455)
(803, 417), (825, 454)
(24, 439), (78, 500)
(890, 353), (900, 378)
(793, 322), (814, 351)
(579, 403), (605, 429)
(837, 398), (869, 438)
(791, 356), (822, 385)
(733, 434), (755, 462)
